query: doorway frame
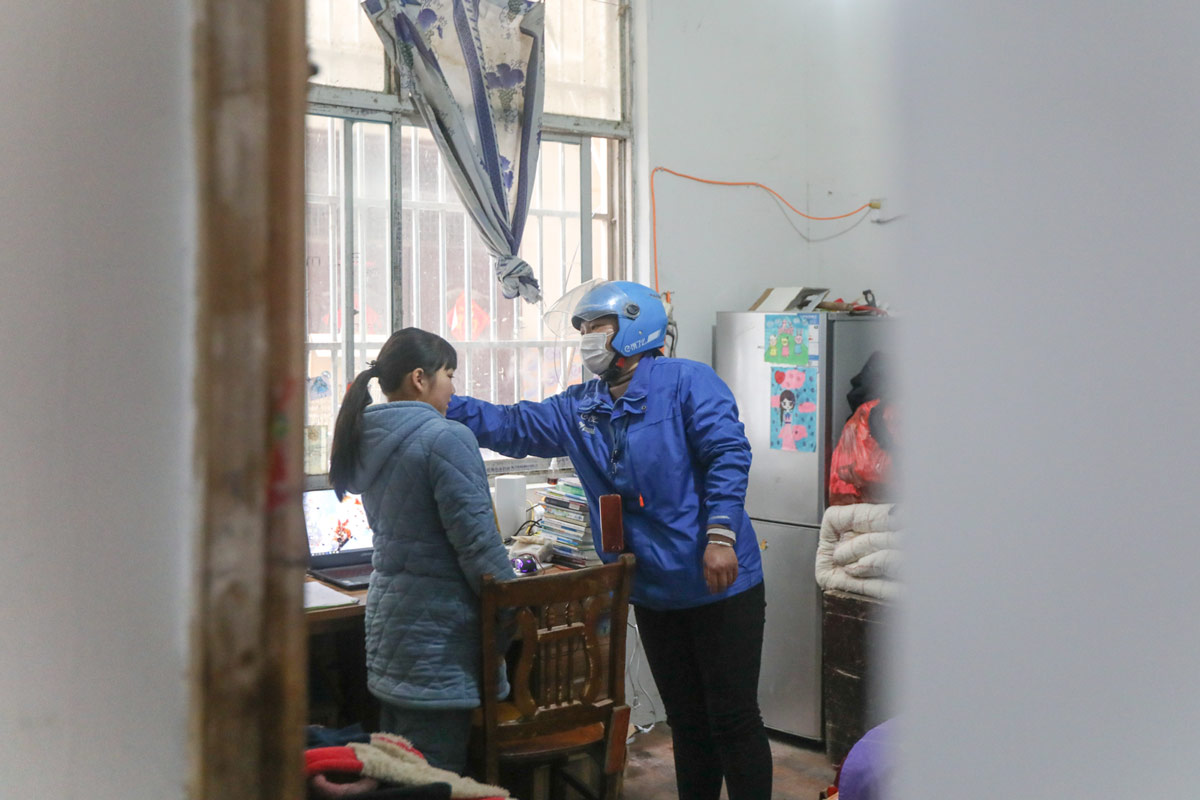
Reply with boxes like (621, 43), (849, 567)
(192, 0), (309, 796)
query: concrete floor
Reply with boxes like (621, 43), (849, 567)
(620, 723), (836, 800)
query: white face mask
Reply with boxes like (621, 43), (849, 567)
(580, 331), (616, 375)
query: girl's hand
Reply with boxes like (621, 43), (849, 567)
(703, 541), (739, 593)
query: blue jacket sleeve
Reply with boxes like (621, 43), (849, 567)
(446, 393), (573, 459)
(680, 364), (752, 531)
(429, 425), (516, 594)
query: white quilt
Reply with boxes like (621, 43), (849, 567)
(815, 503), (901, 600)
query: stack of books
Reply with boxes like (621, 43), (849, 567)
(538, 479), (601, 569)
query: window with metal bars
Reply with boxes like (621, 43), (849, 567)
(302, 0), (630, 476)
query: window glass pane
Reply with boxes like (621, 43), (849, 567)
(308, 346), (347, 473)
(305, 116), (347, 475)
(590, 138), (610, 215)
(400, 129), (415, 328)
(496, 347), (517, 405)
(304, 0), (629, 469)
(496, 295), (517, 343)
(358, 123), (390, 201)
(468, 346), (494, 402)
(590, 137), (617, 282)
(471, 228), (495, 342)
(563, 143), (580, 213)
(456, 350), (472, 405)
(541, 217), (565, 312)
(400, 128), (413, 199)
(444, 212), (469, 340)
(305, 116), (342, 347)
(539, 347), (562, 398)
(354, 121), (390, 340)
(305, 116), (344, 341)
(402, 208), (414, 326)
(305, 349), (336, 475)
(592, 218), (609, 280)
(307, 0), (386, 91)
(565, 347), (584, 387)
(543, 345), (584, 396)
(417, 130), (440, 202)
(395, 126), (620, 419)
(361, 204), (390, 338)
(540, 141), (563, 212)
(418, 210), (442, 335)
(304, 115), (395, 473)
(309, 0), (626, 108)
(544, 0), (621, 120)
(306, 202), (335, 338)
(519, 347), (543, 402)
(306, 116), (334, 195)
(564, 212), (581, 287)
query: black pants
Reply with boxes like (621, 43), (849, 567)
(634, 581), (772, 800)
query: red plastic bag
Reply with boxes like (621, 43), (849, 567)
(827, 399), (896, 506)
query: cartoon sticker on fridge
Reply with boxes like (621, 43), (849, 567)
(770, 367), (817, 452)
(764, 313), (819, 366)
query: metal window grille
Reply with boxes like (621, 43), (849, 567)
(303, 0), (630, 477)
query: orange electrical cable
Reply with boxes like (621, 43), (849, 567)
(650, 165), (873, 293)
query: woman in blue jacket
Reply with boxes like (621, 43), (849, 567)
(329, 327), (514, 775)
(448, 281), (772, 799)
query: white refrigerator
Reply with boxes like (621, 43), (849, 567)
(713, 311), (889, 739)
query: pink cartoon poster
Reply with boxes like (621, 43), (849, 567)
(769, 367), (817, 452)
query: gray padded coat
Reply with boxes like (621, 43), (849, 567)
(345, 401), (514, 709)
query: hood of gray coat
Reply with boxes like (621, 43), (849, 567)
(346, 401), (443, 495)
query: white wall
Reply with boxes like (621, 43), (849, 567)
(0, 2), (195, 798)
(894, 3), (1200, 797)
(632, 0), (901, 364)
(8, 3), (1195, 796)
(635, 3), (1200, 793)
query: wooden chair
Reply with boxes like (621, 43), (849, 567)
(471, 554), (636, 800)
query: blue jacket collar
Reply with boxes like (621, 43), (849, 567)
(577, 383), (609, 416)
(617, 355), (653, 406)
(576, 356), (656, 417)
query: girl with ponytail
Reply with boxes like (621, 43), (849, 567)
(330, 327), (459, 498)
(327, 327), (513, 775)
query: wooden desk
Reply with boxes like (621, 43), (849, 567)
(305, 576), (367, 635)
(306, 577), (373, 728)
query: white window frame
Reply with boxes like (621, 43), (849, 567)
(303, 5), (632, 487)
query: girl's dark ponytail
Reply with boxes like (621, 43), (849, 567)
(329, 367), (376, 500)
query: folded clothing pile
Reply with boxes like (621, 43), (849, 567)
(305, 733), (513, 800)
(814, 503), (901, 601)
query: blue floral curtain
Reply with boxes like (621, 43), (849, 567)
(362, 0), (544, 303)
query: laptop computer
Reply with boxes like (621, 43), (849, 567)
(304, 488), (375, 590)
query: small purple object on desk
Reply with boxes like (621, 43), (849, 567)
(510, 553), (543, 576)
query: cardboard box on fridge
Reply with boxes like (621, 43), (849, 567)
(747, 286), (830, 312)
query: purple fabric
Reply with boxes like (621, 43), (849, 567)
(838, 718), (896, 800)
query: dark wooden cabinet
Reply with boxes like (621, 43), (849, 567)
(822, 589), (895, 765)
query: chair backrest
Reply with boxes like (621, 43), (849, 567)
(478, 554), (636, 749)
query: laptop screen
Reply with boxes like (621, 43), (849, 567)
(303, 489), (375, 564)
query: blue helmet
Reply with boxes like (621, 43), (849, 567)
(571, 281), (669, 357)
